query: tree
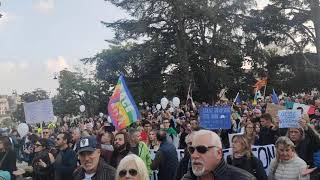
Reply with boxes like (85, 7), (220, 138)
(85, 0), (259, 103)
(52, 69), (110, 117)
(248, 0), (320, 64)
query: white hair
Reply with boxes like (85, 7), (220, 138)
(116, 154), (149, 180)
(193, 130), (222, 148)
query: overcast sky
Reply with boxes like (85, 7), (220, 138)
(0, 0), (269, 96)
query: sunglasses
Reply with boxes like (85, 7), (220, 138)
(43, 132), (49, 134)
(118, 169), (138, 177)
(188, 145), (216, 154)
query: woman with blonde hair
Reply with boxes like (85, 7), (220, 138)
(227, 134), (267, 180)
(268, 136), (309, 180)
(116, 154), (149, 180)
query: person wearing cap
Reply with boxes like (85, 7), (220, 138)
(73, 136), (116, 180)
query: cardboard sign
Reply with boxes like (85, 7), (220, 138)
(266, 103), (286, 121)
(199, 106), (231, 129)
(23, 99), (54, 124)
(278, 110), (301, 128)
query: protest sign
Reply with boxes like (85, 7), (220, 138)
(278, 110), (301, 128)
(266, 103), (285, 121)
(150, 144), (275, 180)
(292, 103), (313, 115)
(199, 106), (231, 129)
(23, 99), (54, 124)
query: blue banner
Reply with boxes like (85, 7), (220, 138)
(199, 106), (231, 129)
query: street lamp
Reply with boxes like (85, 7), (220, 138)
(0, 2), (2, 18)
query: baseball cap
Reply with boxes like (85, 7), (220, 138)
(76, 136), (100, 154)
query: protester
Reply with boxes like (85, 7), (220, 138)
(73, 136), (116, 180)
(115, 154), (149, 180)
(53, 132), (77, 180)
(148, 129), (159, 150)
(128, 128), (152, 176)
(227, 135), (267, 180)
(151, 130), (178, 180)
(162, 118), (179, 147)
(42, 127), (55, 148)
(244, 122), (260, 145)
(183, 130), (256, 180)
(32, 138), (54, 180)
(97, 130), (114, 164)
(0, 136), (17, 179)
(175, 132), (194, 180)
(268, 136), (310, 180)
(140, 121), (152, 144)
(71, 128), (81, 151)
(110, 132), (131, 168)
(259, 113), (280, 145)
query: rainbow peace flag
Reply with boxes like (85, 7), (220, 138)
(108, 75), (141, 130)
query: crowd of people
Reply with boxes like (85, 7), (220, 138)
(0, 92), (320, 180)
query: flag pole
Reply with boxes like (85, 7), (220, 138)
(263, 84), (267, 102)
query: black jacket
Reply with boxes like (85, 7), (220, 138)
(183, 158), (256, 180)
(32, 150), (53, 180)
(259, 126), (280, 145)
(53, 147), (77, 180)
(151, 142), (179, 180)
(226, 155), (267, 180)
(295, 127), (320, 167)
(73, 159), (116, 180)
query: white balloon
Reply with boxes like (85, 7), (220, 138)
(107, 116), (112, 123)
(156, 104), (161, 110)
(99, 112), (104, 118)
(139, 102), (143, 106)
(172, 97), (180, 107)
(144, 102), (148, 105)
(53, 116), (57, 123)
(17, 123), (29, 137)
(79, 105), (85, 112)
(160, 97), (168, 109)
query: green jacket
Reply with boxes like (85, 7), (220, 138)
(138, 142), (152, 176)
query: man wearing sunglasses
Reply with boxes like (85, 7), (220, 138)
(73, 136), (116, 180)
(183, 130), (256, 180)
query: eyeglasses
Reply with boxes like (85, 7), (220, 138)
(43, 132), (49, 134)
(163, 121), (170, 124)
(118, 169), (138, 177)
(188, 145), (216, 154)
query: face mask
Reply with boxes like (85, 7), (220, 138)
(101, 144), (114, 151)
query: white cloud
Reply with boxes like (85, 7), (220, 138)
(46, 56), (70, 73)
(0, 61), (29, 72)
(34, 0), (55, 14)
